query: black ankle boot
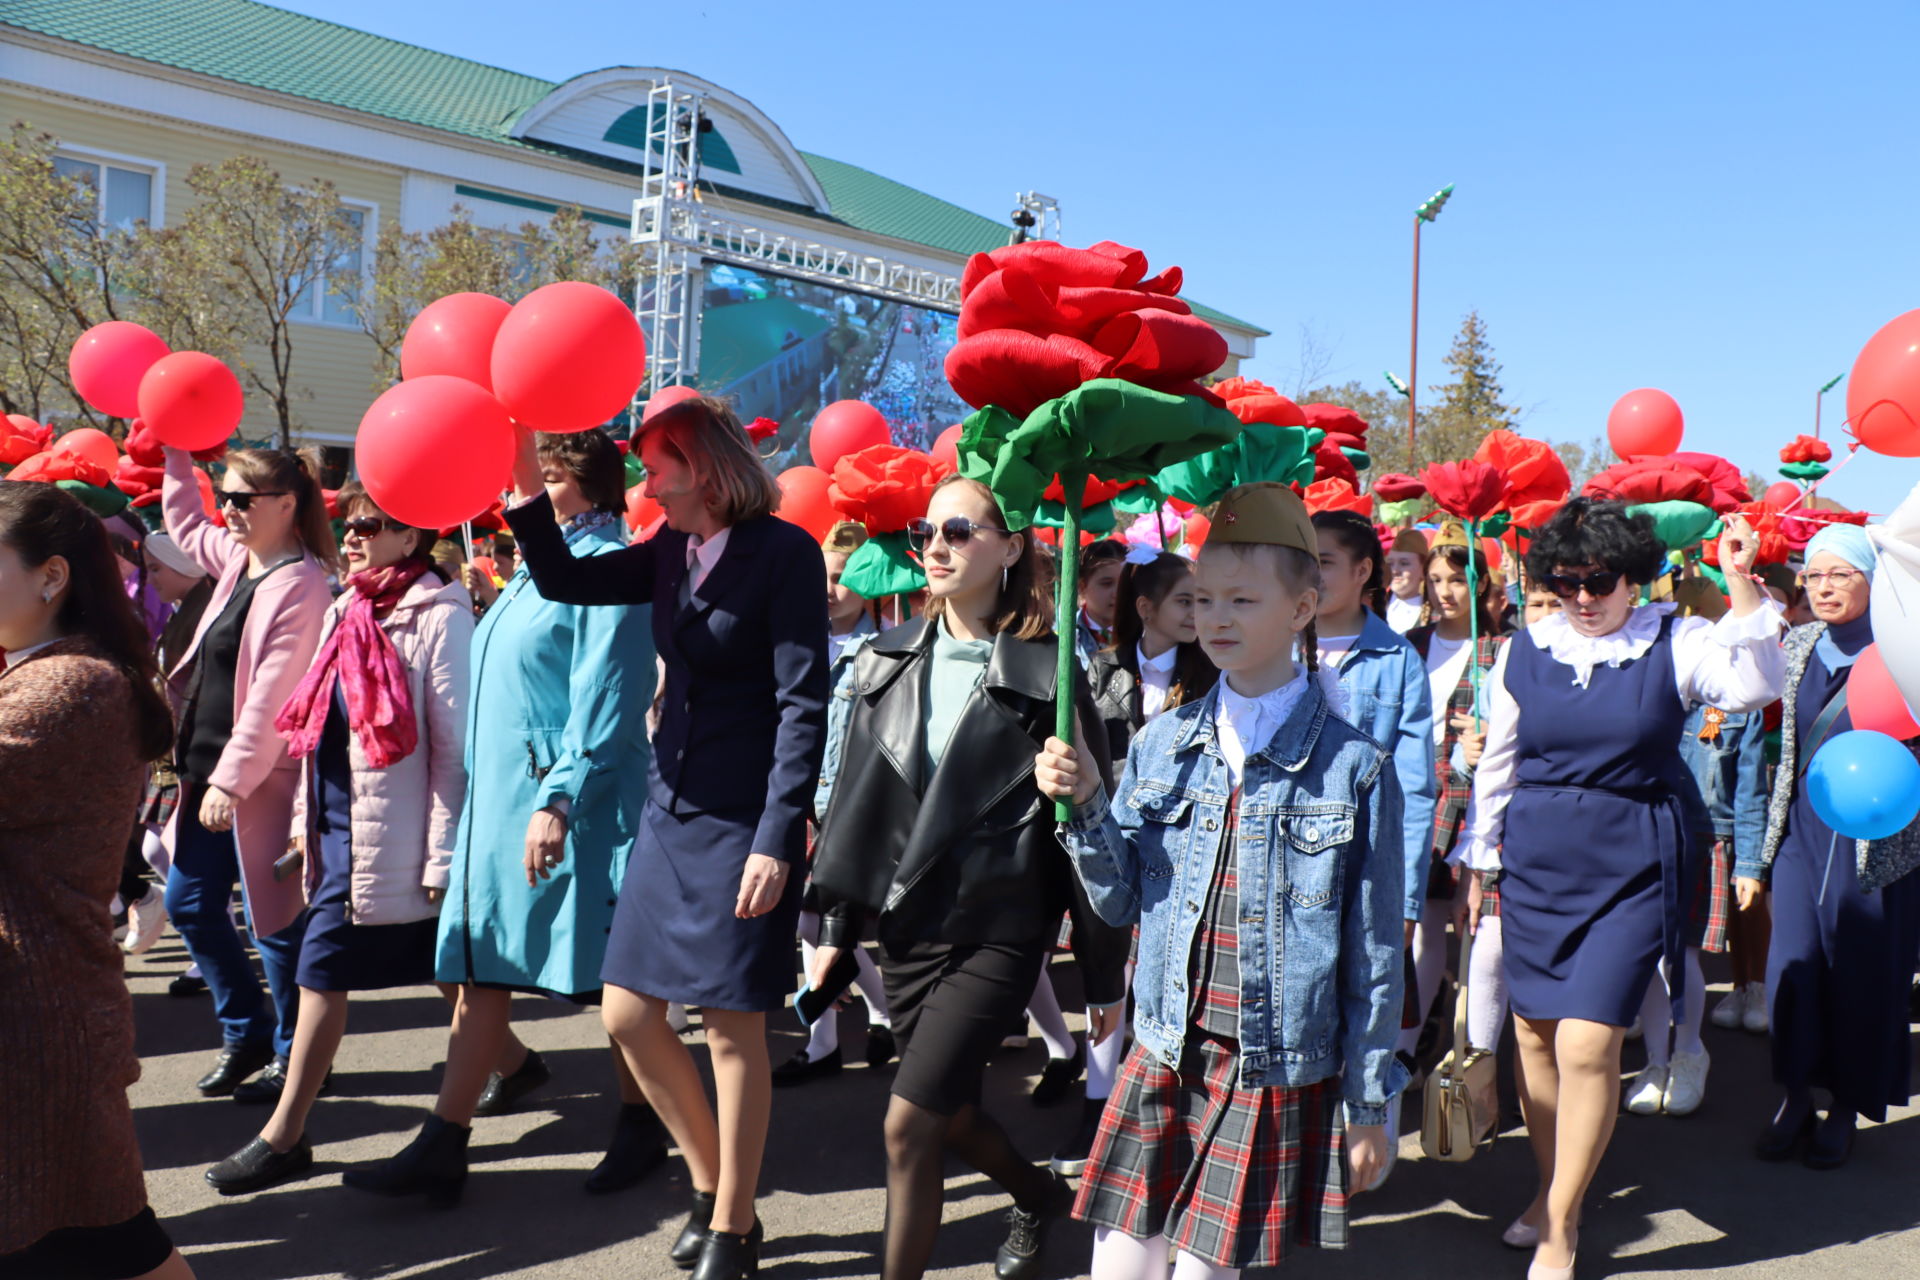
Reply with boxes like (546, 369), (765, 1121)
(671, 1191), (717, 1269)
(690, 1218), (762, 1280)
(583, 1102), (669, 1195)
(341, 1114), (469, 1208)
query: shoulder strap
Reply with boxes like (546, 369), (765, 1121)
(1797, 686), (1851, 782)
(1450, 914), (1475, 1064)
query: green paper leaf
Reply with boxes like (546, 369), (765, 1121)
(1779, 461), (1829, 483)
(1626, 500), (1722, 552)
(55, 479), (128, 517)
(1156, 421), (1316, 508)
(839, 530), (925, 599)
(1110, 484), (1166, 518)
(623, 452), (645, 489)
(1378, 498), (1425, 526)
(1478, 512), (1512, 538)
(1034, 499), (1119, 534)
(1696, 561), (1729, 592)
(1341, 447), (1372, 472)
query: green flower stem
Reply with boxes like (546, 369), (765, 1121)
(1055, 487), (1083, 822)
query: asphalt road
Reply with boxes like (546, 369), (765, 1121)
(126, 938), (1920, 1279)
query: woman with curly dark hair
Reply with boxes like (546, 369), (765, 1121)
(1456, 498), (1784, 1278)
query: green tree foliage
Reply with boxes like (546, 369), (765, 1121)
(1431, 309), (1515, 432)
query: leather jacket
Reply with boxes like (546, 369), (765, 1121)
(810, 617), (1130, 1005)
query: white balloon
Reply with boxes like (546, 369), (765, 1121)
(1867, 480), (1920, 713)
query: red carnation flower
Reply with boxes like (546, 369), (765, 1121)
(746, 417), (781, 444)
(1702, 501), (1789, 567)
(829, 444), (946, 533)
(1303, 477), (1373, 517)
(1371, 473), (1427, 503)
(1779, 434), (1832, 464)
(1212, 376), (1307, 428)
(1419, 459), (1509, 522)
(1472, 430), (1569, 514)
(1583, 458), (1714, 507)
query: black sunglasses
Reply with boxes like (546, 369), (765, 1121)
(219, 489), (288, 512)
(342, 515), (404, 538)
(906, 516), (1009, 551)
(1542, 569), (1624, 600)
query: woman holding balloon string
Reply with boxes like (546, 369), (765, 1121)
(1746, 525), (1920, 1171)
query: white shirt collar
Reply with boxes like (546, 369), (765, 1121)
(685, 526), (731, 590)
(1215, 670), (1312, 786)
(1137, 643), (1178, 678)
(1529, 601), (1673, 688)
(2, 639), (59, 668)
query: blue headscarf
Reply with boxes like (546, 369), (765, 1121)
(1805, 523), (1877, 580)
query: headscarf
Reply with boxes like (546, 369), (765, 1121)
(1805, 524), (1877, 579)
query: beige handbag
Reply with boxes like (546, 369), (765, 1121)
(1420, 921), (1499, 1162)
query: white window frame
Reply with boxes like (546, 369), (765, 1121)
(291, 197), (379, 330)
(51, 144), (166, 228)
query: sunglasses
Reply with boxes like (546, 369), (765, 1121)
(342, 515), (404, 538)
(1541, 569), (1624, 600)
(906, 516), (1009, 552)
(218, 490), (287, 512)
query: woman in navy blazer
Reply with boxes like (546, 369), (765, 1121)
(505, 397), (829, 1280)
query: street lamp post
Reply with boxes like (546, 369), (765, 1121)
(1814, 371), (1844, 440)
(1408, 183), (1455, 464)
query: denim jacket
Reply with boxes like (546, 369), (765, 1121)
(1677, 702), (1770, 881)
(1327, 610), (1437, 921)
(812, 616), (878, 821)
(1061, 677), (1409, 1126)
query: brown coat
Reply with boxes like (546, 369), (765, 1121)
(0, 638), (150, 1250)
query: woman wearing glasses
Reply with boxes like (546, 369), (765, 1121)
(807, 473), (1124, 1280)
(1457, 498), (1782, 1280)
(1746, 526), (1920, 1171)
(159, 447), (334, 1102)
(205, 481), (472, 1195)
(501, 398), (827, 1280)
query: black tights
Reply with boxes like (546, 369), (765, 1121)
(881, 1094), (1051, 1280)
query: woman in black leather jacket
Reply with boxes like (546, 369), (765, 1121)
(809, 473), (1125, 1280)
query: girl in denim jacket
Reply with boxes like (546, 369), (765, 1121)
(1037, 483), (1406, 1280)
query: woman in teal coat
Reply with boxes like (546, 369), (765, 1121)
(345, 430), (666, 1205)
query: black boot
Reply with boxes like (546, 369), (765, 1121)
(995, 1171), (1073, 1280)
(1049, 1097), (1106, 1177)
(206, 1135), (313, 1195)
(341, 1115), (469, 1208)
(671, 1191), (717, 1269)
(690, 1218), (762, 1280)
(473, 1048), (551, 1117)
(583, 1102), (669, 1195)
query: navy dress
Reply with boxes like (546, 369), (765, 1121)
(1767, 616), (1920, 1122)
(1499, 615), (1701, 1027)
(504, 495), (829, 1012)
(293, 686), (438, 992)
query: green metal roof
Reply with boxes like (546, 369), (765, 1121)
(3, 0), (1266, 334)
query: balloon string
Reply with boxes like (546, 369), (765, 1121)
(1818, 829), (1839, 908)
(461, 521), (474, 564)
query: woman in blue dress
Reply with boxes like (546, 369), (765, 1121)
(1458, 500), (1782, 1280)
(1745, 525), (1920, 1170)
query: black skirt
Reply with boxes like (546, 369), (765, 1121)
(879, 938), (1048, 1116)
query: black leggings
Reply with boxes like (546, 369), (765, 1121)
(117, 828), (149, 906)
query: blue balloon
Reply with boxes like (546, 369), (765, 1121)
(1807, 729), (1920, 841)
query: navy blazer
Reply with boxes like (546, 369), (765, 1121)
(505, 495), (830, 864)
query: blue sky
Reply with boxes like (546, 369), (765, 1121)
(284, 0), (1920, 517)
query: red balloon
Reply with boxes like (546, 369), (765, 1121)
(642, 384), (703, 422)
(490, 282), (647, 433)
(401, 293), (512, 392)
(1852, 644), (1920, 741)
(625, 484), (664, 532)
(809, 401), (890, 470)
(1846, 309), (1920, 457)
(930, 424), (964, 476)
(1762, 480), (1803, 510)
(137, 352), (244, 451)
(69, 321), (170, 419)
(52, 427), (120, 473)
(1607, 388), (1684, 458)
(775, 465), (838, 541)
(355, 376), (516, 529)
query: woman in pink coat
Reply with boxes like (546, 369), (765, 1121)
(161, 446), (334, 1100)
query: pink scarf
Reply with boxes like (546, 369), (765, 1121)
(276, 561), (429, 768)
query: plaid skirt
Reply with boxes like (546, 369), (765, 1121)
(1075, 1035), (1348, 1268)
(1687, 837), (1732, 954)
(137, 771), (179, 829)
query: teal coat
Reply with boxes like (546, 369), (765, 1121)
(435, 519), (654, 997)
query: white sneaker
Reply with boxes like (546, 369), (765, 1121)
(1664, 1047), (1710, 1116)
(1709, 986), (1747, 1030)
(123, 887), (169, 955)
(1741, 983), (1770, 1035)
(665, 1002), (690, 1033)
(1625, 1065), (1668, 1115)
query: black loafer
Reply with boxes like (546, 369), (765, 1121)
(771, 1047), (841, 1088)
(1030, 1041), (1086, 1108)
(197, 1043), (275, 1097)
(864, 1026), (897, 1069)
(995, 1171), (1073, 1279)
(1755, 1111), (1815, 1162)
(168, 973), (209, 998)
(473, 1048), (551, 1117)
(206, 1135), (313, 1195)
(671, 1192), (717, 1269)
(234, 1062), (334, 1106)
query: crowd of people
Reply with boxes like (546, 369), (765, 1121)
(2, 393), (1916, 1280)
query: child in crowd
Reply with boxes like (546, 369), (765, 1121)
(1074, 539), (1129, 664)
(1037, 482), (1406, 1280)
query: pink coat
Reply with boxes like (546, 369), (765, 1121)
(161, 450), (331, 939)
(290, 575), (474, 925)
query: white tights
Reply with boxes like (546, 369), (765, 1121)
(1394, 897), (1453, 1060)
(1085, 962), (1134, 1101)
(1092, 1227), (1240, 1280)
(1638, 947), (1707, 1068)
(1027, 967), (1078, 1061)
(795, 910), (891, 1062)
(1465, 916), (1510, 1052)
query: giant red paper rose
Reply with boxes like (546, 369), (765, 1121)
(945, 240), (1228, 417)
(1301, 402), (1369, 443)
(1371, 473), (1427, 503)
(1668, 452), (1751, 512)
(1583, 458), (1714, 506)
(1420, 460), (1509, 523)
(1472, 430), (1569, 514)
(1303, 477), (1373, 517)
(1779, 434), (1832, 464)
(0, 416), (52, 466)
(1212, 377), (1308, 427)
(1702, 501), (1789, 567)
(7, 451), (110, 487)
(829, 444), (946, 533)
(1042, 474), (1144, 507)
(1782, 505), (1868, 547)
(1312, 441), (1358, 487)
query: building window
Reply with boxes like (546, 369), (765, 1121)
(294, 204), (373, 327)
(52, 153), (157, 229)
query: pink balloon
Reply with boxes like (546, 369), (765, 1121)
(1607, 388), (1685, 458)
(69, 321), (170, 419)
(490, 282), (647, 432)
(137, 352), (244, 452)
(930, 424), (964, 475)
(52, 427), (121, 473)
(1762, 480), (1802, 510)
(356, 376), (517, 530)
(809, 400), (890, 470)
(642, 384), (703, 422)
(401, 293), (513, 391)
(1852, 645), (1920, 741)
